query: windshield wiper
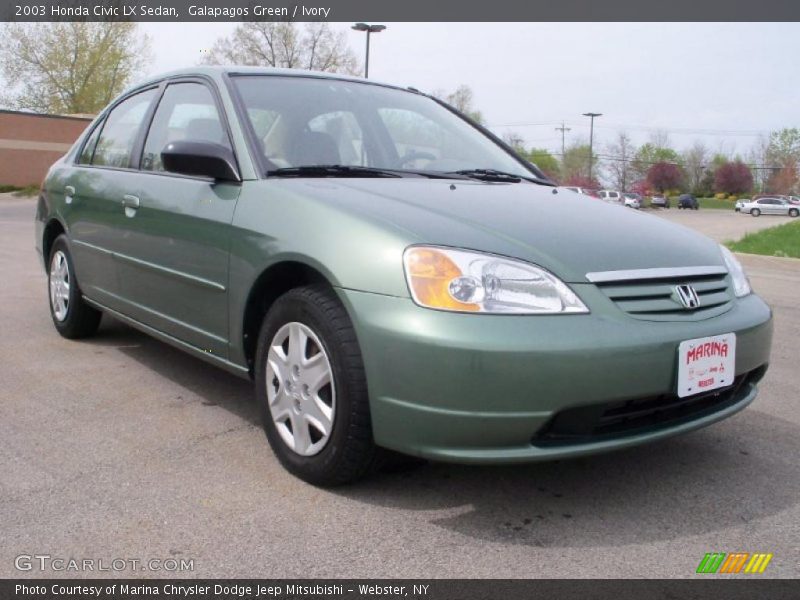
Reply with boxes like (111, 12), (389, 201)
(267, 165), (474, 180)
(446, 168), (543, 183)
(267, 165), (405, 178)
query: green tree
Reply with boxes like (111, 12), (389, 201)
(0, 22), (151, 114)
(766, 128), (800, 167)
(632, 143), (679, 181)
(527, 148), (560, 180)
(761, 129), (800, 194)
(561, 144), (594, 185)
(204, 22), (358, 75)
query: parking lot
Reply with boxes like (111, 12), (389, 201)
(1, 195), (798, 579)
(650, 206), (790, 243)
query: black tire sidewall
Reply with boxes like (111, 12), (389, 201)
(254, 286), (372, 485)
(790, 209), (799, 218)
(752, 209), (760, 217)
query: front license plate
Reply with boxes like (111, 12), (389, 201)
(677, 333), (736, 398)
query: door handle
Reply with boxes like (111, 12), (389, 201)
(65, 185), (75, 205)
(122, 194), (140, 217)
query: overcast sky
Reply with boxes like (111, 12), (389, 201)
(141, 22), (798, 158)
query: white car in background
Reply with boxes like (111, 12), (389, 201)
(622, 193), (642, 209)
(598, 190), (623, 204)
(737, 197), (800, 217)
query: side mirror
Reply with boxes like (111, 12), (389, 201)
(161, 140), (241, 182)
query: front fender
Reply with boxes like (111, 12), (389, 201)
(227, 186), (416, 368)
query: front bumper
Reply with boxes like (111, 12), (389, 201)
(338, 287), (773, 463)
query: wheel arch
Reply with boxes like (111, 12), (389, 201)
(241, 260), (335, 373)
(42, 218), (67, 269)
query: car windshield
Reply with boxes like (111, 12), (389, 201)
(232, 75), (542, 181)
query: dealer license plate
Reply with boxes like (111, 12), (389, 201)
(677, 333), (736, 398)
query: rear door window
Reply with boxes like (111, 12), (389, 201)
(91, 89), (158, 168)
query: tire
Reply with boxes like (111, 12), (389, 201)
(751, 208), (761, 217)
(254, 284), (381, 486)
(790, 208), (799, 218)
(47, 235), (102, 339)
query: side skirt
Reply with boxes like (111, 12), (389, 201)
(83, 296), (252, 381)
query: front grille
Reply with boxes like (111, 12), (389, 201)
(596, 273), (733, 321)
(532, 366), (766, 447)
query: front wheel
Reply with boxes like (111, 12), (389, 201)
(789, 208), (799, 218)
(751, 208), (761, 217)
(48, 235), (102, 339)
(254, 285), (380, 486)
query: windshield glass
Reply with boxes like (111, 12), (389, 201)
(232, 75), (539, 179)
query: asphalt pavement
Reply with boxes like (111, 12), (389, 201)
(1, 195), (798, 578)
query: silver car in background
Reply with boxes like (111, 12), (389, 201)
(738, 197), (800, 217)
(650, 195), (670, 208)
(622, 192), (642, 209)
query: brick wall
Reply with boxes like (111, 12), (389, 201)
(0, 110), (92, 187)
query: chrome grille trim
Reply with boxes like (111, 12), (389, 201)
(585, 266), (728, 283)
(592, 270), (734, 321)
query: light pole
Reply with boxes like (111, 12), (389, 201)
(351, 23), (386, 78)
(582, 112), (602, 182)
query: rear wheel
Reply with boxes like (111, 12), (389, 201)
(789, 208), (799, 218)
(254, 285), (381, 486)
(47, 235), (102, 339)
(751, 208), (761, 217)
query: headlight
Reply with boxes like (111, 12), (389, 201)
(403, 246), (589, 314)
(720, 245), (751, 297)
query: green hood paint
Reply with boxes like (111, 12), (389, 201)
(257, 178), (724, 285)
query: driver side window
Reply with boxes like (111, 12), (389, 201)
(141, 82), (230, 172)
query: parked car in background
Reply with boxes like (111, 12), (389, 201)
(622, 192), (642, 209)
(650, 195), (670, 208)
(753, 194), (800, 205)
(678, 194), (699, 210)
(562, 186), (600, 199)
(34, 66), (774, 485)
(598, 190), (624, 204)
(738, 197), (800, 217)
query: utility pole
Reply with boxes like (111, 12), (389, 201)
(555, 122), (571, 157)
(582, 112), (602, 182)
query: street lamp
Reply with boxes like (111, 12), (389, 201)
(351, 23), (386, 78)
(582, 112), (602, 182)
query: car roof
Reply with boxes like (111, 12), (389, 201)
(126, 66), (408, 95)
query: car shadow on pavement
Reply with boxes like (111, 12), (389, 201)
(88, 317), (258, 426)
(337, 410), (800, 548)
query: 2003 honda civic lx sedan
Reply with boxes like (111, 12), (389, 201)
(36, 67), (772, 485)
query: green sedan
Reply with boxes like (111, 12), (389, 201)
(35, 67), (772, 485)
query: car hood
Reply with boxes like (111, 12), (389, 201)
(267, 178), (725, 283)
